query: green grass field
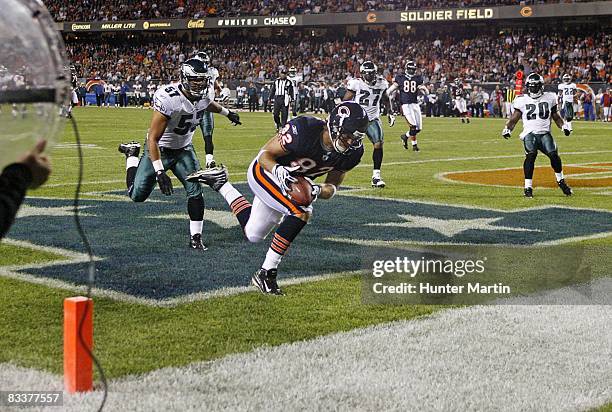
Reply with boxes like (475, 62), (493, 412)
(0, 108), (610, 407)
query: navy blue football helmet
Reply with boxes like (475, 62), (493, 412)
(327, 102), (368, 154)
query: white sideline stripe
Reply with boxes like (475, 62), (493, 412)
(356, 150), (612, 168)
(43, 178), (247, 189)
(2, 280), (610, 412)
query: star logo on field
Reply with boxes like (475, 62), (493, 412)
(366, 214), (542, 238)
(17, 205), (95, 219)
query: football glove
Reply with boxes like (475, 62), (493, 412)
(227, 110), (241, 125)
(562, 123), (572, 136)
(388, 114), (396, 127)
(156, 170), (173, 195)
(502, 127), (512, 139)
(272, 165), (299, 194)
(303, 176), (321, 202)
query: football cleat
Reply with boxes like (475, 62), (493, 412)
(524, 187), (533, 198)
(189, 234), (208, 251)
(400, 134), (409, 149)
(412, 144), (420, 152)
(118, 141), (141, 158)
(206, 160), (217, 169)
(251, 268), (283, 295)
(186, 165), (228, 191)
(371, 177), (386, 188)
(558, 179), (573, 196)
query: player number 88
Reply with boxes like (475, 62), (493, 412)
(403, 80), (417, 93)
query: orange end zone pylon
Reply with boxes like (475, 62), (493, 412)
(64, 296), (93, 393)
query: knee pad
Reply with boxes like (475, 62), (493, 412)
(244, 224), (266, 243)
(409, 126), (420, 137)
(130, 192), (147, 203)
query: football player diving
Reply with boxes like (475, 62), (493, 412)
(344, 61), (394, 188)
(502, 73), (573, 198)
(187, 102), (368, 295)
(194, 51), (223, 168)
(118, 58), (241, 250)
(386, 60), (429, 152)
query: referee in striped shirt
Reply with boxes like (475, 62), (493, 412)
(271, 68), (294, 130)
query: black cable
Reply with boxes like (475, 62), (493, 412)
(70, 115), (108, 412)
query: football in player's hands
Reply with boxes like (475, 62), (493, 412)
(287, 176), (314, 206)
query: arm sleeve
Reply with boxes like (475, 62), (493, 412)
(512, 96), (524, 112)
(152, 89), (173, 119)
(0, 164), (32, 239)
(277, 118), (303, 153)
(346, 79), (359, 92)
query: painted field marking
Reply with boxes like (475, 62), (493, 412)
(437, 161), (612, 189)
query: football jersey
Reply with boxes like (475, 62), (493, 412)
(207, 67), (219, 100)
(275, 116), (364, 179)
(512, 92), (558, 139)
(558, 83), (576, 103)
(452, 85), (464, 99)
(347, 76), (389, 121)
(394, 74), (423, 104)
(288, 74), (302, 98)
(152, 82), (212, 149)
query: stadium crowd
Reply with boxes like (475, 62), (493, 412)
(45, 0), (596, 21)
(66, 28), (609, 86)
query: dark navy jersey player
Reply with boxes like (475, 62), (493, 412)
(275, 116), (364, 179)
(188, 102), (368, 295)
(394, 73), (424, 105)
(387, 61), (428, 151)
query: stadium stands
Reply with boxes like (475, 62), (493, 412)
(66, 28), (609, 85)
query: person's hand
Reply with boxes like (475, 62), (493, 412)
(303, 176), (321, 202)
(227, 110), (241, 125)
(156, 171), (174, 195)
(501, 128), (512, 139)
(17, 140), (51, 189)
(562, 123), (572, 136)
(272, 165), (299, 194)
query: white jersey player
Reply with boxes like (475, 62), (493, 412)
(344, 61), (392, 188)
(558, 73), (576, 131)
(288, 66), (301, 116)
(194, 51), (222, 168)
(502, 73), (573, 198)
(117, 58), (241, 250)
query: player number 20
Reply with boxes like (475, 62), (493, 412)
(525, 102), (550, 120)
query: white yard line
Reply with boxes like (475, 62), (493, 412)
(2, 279), (610, 412)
